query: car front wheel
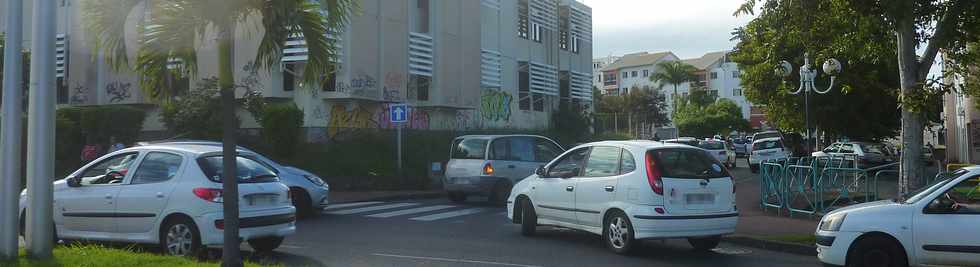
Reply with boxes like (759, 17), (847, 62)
(160, 218), (201, 257)
(603, 211), (635, 254)
(846, 235), (908, 267)
(519, 198), (537, 236)
(248, 236), (285, 253)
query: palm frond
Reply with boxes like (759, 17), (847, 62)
(135, 0), (211, 101)
(81, 0), (144, 70)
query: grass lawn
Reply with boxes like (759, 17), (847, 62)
(2, 245), (270, 267)
(765, 234), (817, 245)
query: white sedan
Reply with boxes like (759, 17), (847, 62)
(815, 167), (980, 267)
(19, 143), (296, 257)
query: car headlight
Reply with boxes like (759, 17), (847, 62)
(303, 174), (326, 187)
(819, 213), (847, 231)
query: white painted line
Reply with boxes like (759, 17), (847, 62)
(323, 201), (384, 210)
(409, 208), (484, 221)
(325, 203), (418, 215)
(366, 205), (456, 218)
(279, 244), (305, 249)
(372, 253), (543, 267)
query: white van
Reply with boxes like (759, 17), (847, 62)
(444, 135), (564, 204)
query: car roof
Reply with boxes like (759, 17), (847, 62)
(753, 137), (782, 143)
(122, 143), (252, 156)
(453, 134), (551, 140)
(573, 140), (697, 151)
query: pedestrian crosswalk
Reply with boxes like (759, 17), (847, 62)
(322, 201), (503, 222)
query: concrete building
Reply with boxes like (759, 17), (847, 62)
(943, 57), (975, 164)
(1, 0), (593, 141)
(592, 55), (619, 91)
(597, 50), (752, 120)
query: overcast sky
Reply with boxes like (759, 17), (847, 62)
(582, 0), (755, 60)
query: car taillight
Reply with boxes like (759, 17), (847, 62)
(483, 163), (494, 176)
(193, 188), (223, 203)
(645, 152), (664, 195)
(214, 220), (224, 230)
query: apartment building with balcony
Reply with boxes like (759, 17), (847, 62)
(2, 0), (593, 141)
(597, 50), (753, 121)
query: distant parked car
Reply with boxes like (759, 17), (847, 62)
(811, 141), (895, 169)
(444, 135), (565, 204)
(699, 139), (735, 168)
(19, 144), (296, 257)
(138, 141), (329, 217)
(508, 141), (738, 254)
(815, 167), (980, 267)
(662, 137), (701, 147)
(732, 138), (750, 156)
(749, 137), (790, 173)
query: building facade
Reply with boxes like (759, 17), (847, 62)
(591, 55), (619, 90)
(1, 0), (593, 141)
(597, 50), (752, 121)
(943, 60), (977, 164)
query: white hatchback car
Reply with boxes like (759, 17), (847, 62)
(18, 144), (296, 257)
(815, 168), (980, 267)
(507, 141), (738, 254)
(748, 137), (790, 173)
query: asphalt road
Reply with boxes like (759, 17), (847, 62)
(252, 194), (821, 267)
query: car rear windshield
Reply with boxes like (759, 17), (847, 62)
(753, 140), (783, 150)
(665, 140), (699, 147)
(699, 141), (725, 150)
(197, 155), (279, 183)
(650, 148), (729, 179)
(451, 138), (488, 159)
(754, 132), (780, 140)
(858, 143), (887, 155)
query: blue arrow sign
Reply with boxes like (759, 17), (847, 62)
(390, 104), (408, 123)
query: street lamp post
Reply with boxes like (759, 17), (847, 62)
(775, 53), (842, 154)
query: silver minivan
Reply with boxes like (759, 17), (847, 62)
(444, 135), (564, 204)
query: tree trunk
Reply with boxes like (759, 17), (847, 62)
(896, 18), (925, 195)
(217, 23), (242, 267)
(672, 84), (678, 120)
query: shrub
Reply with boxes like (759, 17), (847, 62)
(160, 78), (236, 140)
(259, 103), (304, 157)
(78, 106), (146, 145)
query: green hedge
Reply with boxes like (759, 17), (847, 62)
(258, 103), (304, 158)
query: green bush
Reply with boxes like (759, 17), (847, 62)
(160, 78), (236, 140)
(259, 103), (304, 157)
(78, 106), (146, 145)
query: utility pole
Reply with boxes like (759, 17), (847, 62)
(26, 0), (57, 258)
(0, 0), (25, 260)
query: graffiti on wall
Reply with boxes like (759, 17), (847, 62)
(106, 82), (132, 103)
(383, 73), (403, 101)
(70, 82), (88, 104)
(480, 89), (512, 122)
(376, 103), (430, 130)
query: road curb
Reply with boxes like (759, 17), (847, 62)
(331, 191), (446, 204)
(723, 235), (817, 256)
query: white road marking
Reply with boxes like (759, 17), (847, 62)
(372, 253), (543, 267)
(279, 244), (305, 249)
(366, 205), (456, 218)
(325, 203), (418, 215)
(409, 208), (484, 221)
(323, 201), (384, 210)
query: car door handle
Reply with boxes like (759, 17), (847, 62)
(104, 194), (113, 199)
(507, 165), (516, 169)
(156, 192), (165, 198)
(604, 186), (615, 192)
(566, 186), (574, 192)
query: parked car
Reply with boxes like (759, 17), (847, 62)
(18, 144), (296, 257)
(138, 140), (329, 217)
(662, 137), (701, 147)
(508, 141), (738, 254)
(752, 130), (783, 142)
(749, 137), (790, 173)
(699, 139), (735, 168)
(444, 135), (565, 204)
(732, 137), (750, 157)
(811, 141), (895, 169)
(815, 167), (980, 267)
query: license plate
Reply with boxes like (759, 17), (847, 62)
(686, 193), (715, 205)
(247, 195), (277, 206)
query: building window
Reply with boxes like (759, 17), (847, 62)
(559, 71), (570, 103)
(164, 71), (190, 97)
(57, 77), (68, 104)
(621, 72), (627, 79)
(321, 72), (337, 92)
(519, 61), (530, 110)
(732, 70), (739, 78)
(710, 72), (718, 79)
(530, 23), (542, 42)
(709, 90), (719, 99)
(410, 74), (430, 101)
(733, 88), (742, 96)
(533, 93), (544, 111)
(643, 70), (649, 77)
(517, 0), (529, 39)
(283, 65), (295, 91)
(631, 71), (637, 77)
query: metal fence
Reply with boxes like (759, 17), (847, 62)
(759, 156), (898, 218)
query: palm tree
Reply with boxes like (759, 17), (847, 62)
(82, 0), (355, 264)
(649, 61), (697, 118)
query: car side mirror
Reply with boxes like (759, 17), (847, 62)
(535, 165), (546, 177)
(67, 176), (81, 188)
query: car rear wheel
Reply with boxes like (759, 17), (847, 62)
(603, 211), (635, 254)
(160, 217), (201, 257)
(846, 235), (908, 267)
(448, 191), (466, 203)
(248, 236), (285, 253)
(688, 236), (721, 251)
(519, 198), (537, 236)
